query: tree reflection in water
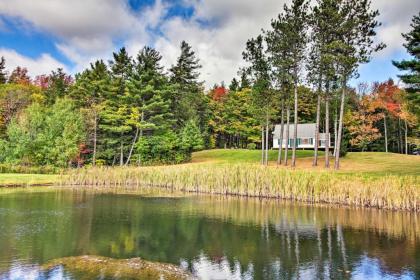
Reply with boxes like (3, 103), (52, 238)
(0, 188), (418, 279)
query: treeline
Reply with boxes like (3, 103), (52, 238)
(0, 43), (207, 168)
(0, 1), (418, 170)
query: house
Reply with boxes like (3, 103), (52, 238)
(272, 123), (331, 149)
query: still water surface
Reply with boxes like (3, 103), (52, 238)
(0, 187), (419, 280)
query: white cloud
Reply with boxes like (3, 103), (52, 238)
(0, 0), (419, 86)
(0, 48), (67, 77)
(372, 0), (420, 56)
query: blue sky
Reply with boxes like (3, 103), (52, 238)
(0, 0), (418, 88)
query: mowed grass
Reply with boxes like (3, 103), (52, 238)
(192, 149), (322, 164)
(0, 173), (59, 186)
(193, 149), (420, 177)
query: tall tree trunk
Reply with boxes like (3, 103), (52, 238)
(333, 107), (338, 157)
(384, 114), (388, 153)
(284, 104), (290, 166)
(92, 111), (97, 166)
(125, 126), (139, 166)
(291, 80), (298, 168)
(313, 85), (321, 166)
(334, 80), (347, 170)
(325, 96), (330, 168)
(405, 119), (408, 155)
(120, 139), (124, 167)
(265, 111), (269, 166)
(261, 126), (265, 165)
(278, 97), (285, 165)
(398, 117), (404, 154)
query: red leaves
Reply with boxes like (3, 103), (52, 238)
(210, 86), (228, 101)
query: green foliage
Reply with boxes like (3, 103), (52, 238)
(181, 119), (205, 152)
(136, 131), (190, 165)
(0, 83), (43, 137)
(393, 12), (420, 120)
(0, 99), (85, 167)
(246, 143), (257, 150)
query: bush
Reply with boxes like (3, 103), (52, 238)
(247, 143), (257, 150)
(0, 164), (60, 174)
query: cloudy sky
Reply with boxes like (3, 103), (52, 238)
(0, 0), (419, 88)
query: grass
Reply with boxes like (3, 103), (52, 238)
(65, 162), (419, 212)
(0, 173), (59, 186)
(2, 149), (419, 211)
(193, 149), (420, 176)
(192, 149), (322, 164)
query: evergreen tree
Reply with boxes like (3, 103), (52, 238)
(107, 47), (134, 165)
(169, 41), (204, 127)
(70, 60), (111, 165)
(308, 0), (341, 167)
(393, 12), (420, 119)
(0, 57), (7, 84)
(282, 0), (309, 168)
(126, 46), (173, 165)
(229, 78), (239, 91)
(243, 35), (274, 165)
(334, 0), (385, 169)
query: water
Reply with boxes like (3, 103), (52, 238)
(0, 187), (419, 280)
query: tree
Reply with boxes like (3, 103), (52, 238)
(346, 95), (382, 151)
(1, 99), (85, 167)
(0, 57), (7, 84)
(181, 119), (204, 152)
(126, 47), (173, 165)
(107, 48), (134, 165)
(0, 83), (43, 137)
(8, 67), (31, 85)
(393, 12), (420, 123)
(286, 0), (309, 168)
(333, 0), (385, 169)
(308, 0), (340, 167)
(243, 35), (274, 165)
(169, 41), (204, 128)
(34, 68), (73, 104)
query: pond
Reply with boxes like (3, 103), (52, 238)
(0, 187), (419, 279)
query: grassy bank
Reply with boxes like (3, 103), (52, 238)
(0, 173), (59, 187)
(65, 162), (419, 211)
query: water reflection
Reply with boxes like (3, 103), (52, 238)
(0, 187), (419, 279)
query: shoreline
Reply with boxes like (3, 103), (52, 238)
(63, 164), (420, 212)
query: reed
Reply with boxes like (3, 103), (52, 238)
(63, 164), (420, 211)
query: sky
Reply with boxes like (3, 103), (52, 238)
(0, 0), (419, 88)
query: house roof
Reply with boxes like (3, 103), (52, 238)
(273, 123), (318, 138)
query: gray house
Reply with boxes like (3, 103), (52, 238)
(273, 123), (331, 149)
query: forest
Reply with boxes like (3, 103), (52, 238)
(0, 1), (418, 171)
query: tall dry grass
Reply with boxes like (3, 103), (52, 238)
(63, 164), (420, 211)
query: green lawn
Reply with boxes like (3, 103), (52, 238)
(192, 149), (420, 177)
(192, 149), (322, 164)
(0, 174), (59, 186)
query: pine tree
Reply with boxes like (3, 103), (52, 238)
(126, 47), (173, 165)
(0, 57), (7, 84)
(243, 35), (274, 165)
(108, 47), (134, 165)
(282, 0), (309, 167)
(334, 0), (385, 170)
(169, 41), (204, 127)
(308, 0), (341, 168)
(70, 60), (111, 165)
(393, 12), (420, 119)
